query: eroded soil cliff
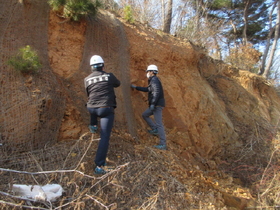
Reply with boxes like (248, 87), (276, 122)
(1, 1), (280, 209)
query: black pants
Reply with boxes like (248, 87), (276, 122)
(87, 107), (115, 167)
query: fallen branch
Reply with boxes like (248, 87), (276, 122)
(0, 200), (49, 210)
(0, 162), (129, 180)
(85, 194), (111, 210)
(0, 191), (51, 209)
(138, 190), (159, 209)
(52, 163), (129, 209)
(62, 132), (100, 170)
(74, 134), (95, 170)
(0, 168), (96, 179)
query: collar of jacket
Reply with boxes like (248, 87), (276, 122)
(148, 75), (156, 81)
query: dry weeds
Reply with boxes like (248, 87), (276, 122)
(1, 128), (280, 209)
(0, 132), (191, 210)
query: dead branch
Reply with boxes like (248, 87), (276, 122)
(0, 191), (51, 209)
(138, 190), (159, 210)
(85, 194), (110, 210)
(0, 199), (49, 210)
(260, 149), (278, 185)
(74, 134), (95, 170)
(52, 163), (130, 209)
(0, 163), (129, 210)
(62, 132), (100, 170)
(0, 168), (96, 179)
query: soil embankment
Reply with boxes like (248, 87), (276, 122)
(1, 1), (280, 209)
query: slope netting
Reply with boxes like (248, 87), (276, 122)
(81, 11), (137, 137)
(1, 3), (191, 209)
(0, 0), (65, 155)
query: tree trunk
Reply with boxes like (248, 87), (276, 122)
(163, 0), (173, 33)
(161, 0), (165, 30)
(242, 0), (250, 45)
(259, 1), (277, 75)
(263, 0), (280, 78)
(214, 37), (222, 60)
(230, 20), (237, 48)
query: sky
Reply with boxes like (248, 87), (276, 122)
(113, 0), (279, 79)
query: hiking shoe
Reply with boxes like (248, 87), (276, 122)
(94, 166), (107, 175)
(153, 144), (167, 150)
(89, 125), (98, 133)
(148, 129), (159, 135)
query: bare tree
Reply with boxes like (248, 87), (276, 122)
(242, 0), (251, 45)
(163, 0), (173, 33)
(161, 0), (165, 28)
(271, 53), (280, 85)
(259, 0), (278, 76)
(118, 0), (161, 28)
(263, 0), (280, 78)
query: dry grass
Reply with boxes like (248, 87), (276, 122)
(253, 135), (280, 208)
(2, 127), (280, 209)
(218, 120), (280, 208)
(0, 132), (191, 210)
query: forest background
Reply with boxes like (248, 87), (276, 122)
(104, 0), (280, 85)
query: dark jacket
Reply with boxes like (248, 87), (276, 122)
(84, 70), (120, 108)
(136, 76), (165, 107)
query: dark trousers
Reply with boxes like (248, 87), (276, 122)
(142, 106), (166, 145)
(87, 107), (115, 167)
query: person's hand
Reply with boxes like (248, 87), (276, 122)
(131, 84), (136, 88)
(149, 105), (155, 111)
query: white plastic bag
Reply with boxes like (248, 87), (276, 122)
(12, 184), (63, 202)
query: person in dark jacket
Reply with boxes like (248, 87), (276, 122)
(84, 55), (120, 174)
(131, 64), (167, 150)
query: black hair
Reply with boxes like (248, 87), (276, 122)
(148, 70), (157, 75)
(91, 63), (104, 71)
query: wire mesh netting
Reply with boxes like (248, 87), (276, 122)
(0, 0), (137, 157)
(0, 0), (66, 156)
(0, 1), (190, 209)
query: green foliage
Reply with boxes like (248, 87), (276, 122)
(123, 5), (134, 24)
(48, 0), (101, 21)
(210, 0), (231, 10)
(210, 0), (269, 45)
(7, 45), (42, 75)
(48, 0), (66, 10)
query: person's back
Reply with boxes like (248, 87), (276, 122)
(85, 70), (120, 108)
(84, 55), (120, 174)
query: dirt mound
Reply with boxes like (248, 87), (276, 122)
(1, 1), (280, 209)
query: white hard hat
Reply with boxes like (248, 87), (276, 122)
(146, 64), (158, 73)
(90, 55), (104, 66)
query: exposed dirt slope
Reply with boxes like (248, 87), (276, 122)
(1, 1), (280, 209)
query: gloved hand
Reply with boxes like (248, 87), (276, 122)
(131, 84), (136, 88)
(149, 105), (155, 111)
